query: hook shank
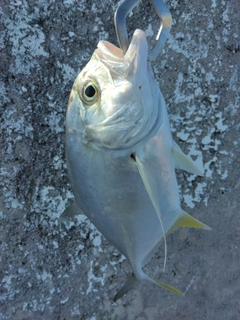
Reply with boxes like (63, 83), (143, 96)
(114, 0), (172, 61)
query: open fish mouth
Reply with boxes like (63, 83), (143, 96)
(95, 29), (149, 81)
(97, 29), (147, 62)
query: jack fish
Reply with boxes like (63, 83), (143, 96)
(62, 29), (210, 300)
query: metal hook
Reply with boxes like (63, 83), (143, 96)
(114, 0), (172, 61)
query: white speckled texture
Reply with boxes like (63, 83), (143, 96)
(0, 0), (239, 319)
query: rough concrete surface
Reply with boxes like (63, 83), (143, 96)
(0, 0), (239, 319)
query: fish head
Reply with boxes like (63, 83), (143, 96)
(67, 29), (160, 151)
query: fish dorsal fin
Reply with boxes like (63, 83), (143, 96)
(172, 142), (204, 176)
(59, 201), (83, 222)
(169, 211), (211, 234)
(135, 152), (167, 271)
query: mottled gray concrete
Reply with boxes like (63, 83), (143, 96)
(0, 0), (239, 319)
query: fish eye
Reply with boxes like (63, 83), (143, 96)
(81, 81), (99, 105)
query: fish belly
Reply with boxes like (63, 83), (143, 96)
(66, 127), (181, 273)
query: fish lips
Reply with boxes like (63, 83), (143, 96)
(96, 29), (148, 80)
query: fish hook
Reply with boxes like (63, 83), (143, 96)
(114, 0), (172, 61)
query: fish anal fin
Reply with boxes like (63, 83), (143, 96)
(170, 211), (211, 233)
(154, 279), (184, 296)
(114, 274), (137, 302)
(172, 142), (204, 176)
(59, 201), (83, 221)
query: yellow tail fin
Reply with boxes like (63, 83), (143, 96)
(154, 279), (184, 296)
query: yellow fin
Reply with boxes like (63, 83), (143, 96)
(171, 211), (211, 232)
(154, 279), (184, 296)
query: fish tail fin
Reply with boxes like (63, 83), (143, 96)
(113, 274), (137, 302)
(141, 271), (184, 296)
(153, 279), (184, 296)
(114, 270), (184, 301)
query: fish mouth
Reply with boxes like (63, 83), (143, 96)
(97, 41), (124, 60)
(96, 29), (148, 78)
(97, 29), (147, 59)
(124, 29), (148, 62)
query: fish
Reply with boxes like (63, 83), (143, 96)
(62, 29), (211, 301)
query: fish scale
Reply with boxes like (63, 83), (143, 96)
(62, 29), (210, 301)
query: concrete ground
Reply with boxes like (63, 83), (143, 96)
(0, 0), (239, 319)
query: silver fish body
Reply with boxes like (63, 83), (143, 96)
(64, 30), (210, 299)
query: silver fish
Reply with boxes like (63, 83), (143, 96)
(62, 29), (210, 300)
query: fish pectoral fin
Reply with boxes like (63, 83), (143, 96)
(169, 211), (211, 233)
(153, 279), (184, 296)
(172, 142), (204, 176)
(113, 274), (137, 302)
(135, 152), (167, 270)
(59, 201), (83, 221)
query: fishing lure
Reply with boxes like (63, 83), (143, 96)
(62, 0), (210, 300)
